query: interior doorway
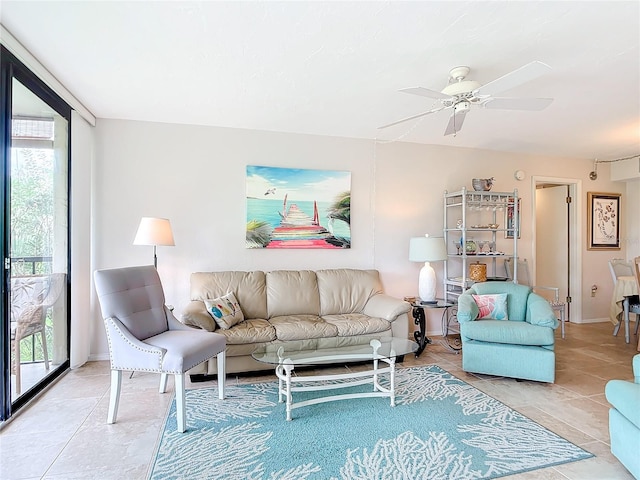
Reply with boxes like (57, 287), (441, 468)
(532, 177), (583, 324)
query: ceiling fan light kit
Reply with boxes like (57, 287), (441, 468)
(380, 61), (554, 136)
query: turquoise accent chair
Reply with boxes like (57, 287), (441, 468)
(605, 354), (640, 479)
(457, 281), (559, 383)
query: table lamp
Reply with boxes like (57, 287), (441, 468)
(133, 217), (175, 268)
(409, 234), (447, 303)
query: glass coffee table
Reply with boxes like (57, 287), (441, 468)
(252, 337), (418, 421)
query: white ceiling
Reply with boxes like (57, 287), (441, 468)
(1, 1), (639, 161)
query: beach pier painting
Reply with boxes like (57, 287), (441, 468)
(246, 166), (351, 249)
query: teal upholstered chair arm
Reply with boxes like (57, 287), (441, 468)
(525, 292), (559, 328)
(605, 354), (640, 427)
(457, 290), (479, 323)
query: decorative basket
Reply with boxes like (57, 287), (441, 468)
(469, 262), (487, 282)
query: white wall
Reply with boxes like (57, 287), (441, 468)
(89, 118), (628, 358)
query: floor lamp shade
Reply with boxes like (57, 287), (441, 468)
(133, 217), (175, 267)
(409, 235), (447, 302)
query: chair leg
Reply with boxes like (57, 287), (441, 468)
(635, 314), (640, 335)
(217, 350), (226, 400)
(41, 330), (50, 370)
(107, 370), (122, 424)
(159, 373), (168, 393)
(14, 337), (21, 395)
(175, 373), (186, 433)
(623, 297), (630, 343)
(613, 321), (621, 336)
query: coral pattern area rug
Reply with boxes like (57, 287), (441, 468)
(149, 365), (591, 479)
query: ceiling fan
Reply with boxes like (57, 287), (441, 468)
(379, 61), (554, 136)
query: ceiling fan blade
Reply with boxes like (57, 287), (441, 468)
(475, 61), (551, 97)
(399, 86), (452, 100)
(484, 97), (554, 111)
(444, 110), (467, 136)
(378, 106), (445, 129)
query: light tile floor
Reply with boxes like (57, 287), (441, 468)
(1, 322), (638, 479)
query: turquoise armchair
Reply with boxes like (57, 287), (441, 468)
(457, 281), (559, 383)
(605, 354), (640, 479)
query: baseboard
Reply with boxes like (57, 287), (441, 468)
(88, 353), (110, 362)
(574, 317), (614, 324)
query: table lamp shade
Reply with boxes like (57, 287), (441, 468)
(409, 235), (447, 302)
(133, 217), (175, 267)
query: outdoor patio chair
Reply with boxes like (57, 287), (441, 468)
(10, 273), (66, 395)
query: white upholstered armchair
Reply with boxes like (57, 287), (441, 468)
(94, 265), (226, 432)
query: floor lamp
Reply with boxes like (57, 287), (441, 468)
(409, 234), (447, 304)
(133, 217), (175, 268)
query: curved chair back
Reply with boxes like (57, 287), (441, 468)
(609, 258), (634, 284)
(94, 265), (168, 340)
(469, 281), (532, 321)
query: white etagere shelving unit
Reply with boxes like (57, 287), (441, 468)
(443, 187), (519, 303)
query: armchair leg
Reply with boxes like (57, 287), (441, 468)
(159, 373), (168, 393)
(14, 337), (21, 395)
(175, 373), (186, 433)
(41, 330), (50, 370)
(108, 370), (122, 424)
(217, 350), (226, 400)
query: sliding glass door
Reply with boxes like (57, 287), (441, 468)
(1, 46), (71, 420)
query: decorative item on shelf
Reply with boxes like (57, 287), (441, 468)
(453, 239), (462, 255)
(465, 239), (477, 254)
(133, 217), (175, 268)
(409, 234), (448, 303)
(472, 177), (494, 191)
(488, 223), (499, 229)
(469, 261), (487, 282)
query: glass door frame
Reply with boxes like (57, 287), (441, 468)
(1, 45), (72, 421)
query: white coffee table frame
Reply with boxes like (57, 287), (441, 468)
(258, 338), (415, 421)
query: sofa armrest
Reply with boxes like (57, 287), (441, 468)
(605, 379), (640, 429)
(181, 300), (217, 332)
(456, 291), (479, 323)
(361, 294), (410, 322)
(525, 292), (559, 328)
(633, 354), (640, 384)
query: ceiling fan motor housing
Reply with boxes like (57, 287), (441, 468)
(454, 101), (471, 113)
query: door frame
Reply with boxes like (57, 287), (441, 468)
(1, 45), (72, 421)
(531, 175), (583, 324)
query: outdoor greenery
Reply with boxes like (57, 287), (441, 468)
(10, 148), (55, 275)
(11, 147), (56, 362)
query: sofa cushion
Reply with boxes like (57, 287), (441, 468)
(473, 293), (508, 320)
(317, 269), (383, 315)
(270, 314), (338, 341)
(190, 271), (267, 320)
(461, 319), (554, 346)
(266, 270), (320, 318)
(204, 292), (244, 329)
(213, 318), (276, 345)
(322, 313), (391, 336)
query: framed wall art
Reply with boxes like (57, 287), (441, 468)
(246, 166), (351, 249)
(587, 192), (621, 250)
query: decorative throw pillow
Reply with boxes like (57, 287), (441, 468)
(204, 292), (244, 329)
(472, 293), (509, 320)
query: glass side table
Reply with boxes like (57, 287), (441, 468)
(411, 299), (460, 355)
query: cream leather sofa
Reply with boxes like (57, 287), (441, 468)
(181, 269), (411, 377)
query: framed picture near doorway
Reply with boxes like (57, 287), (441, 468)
(587, 192), (621, 250)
